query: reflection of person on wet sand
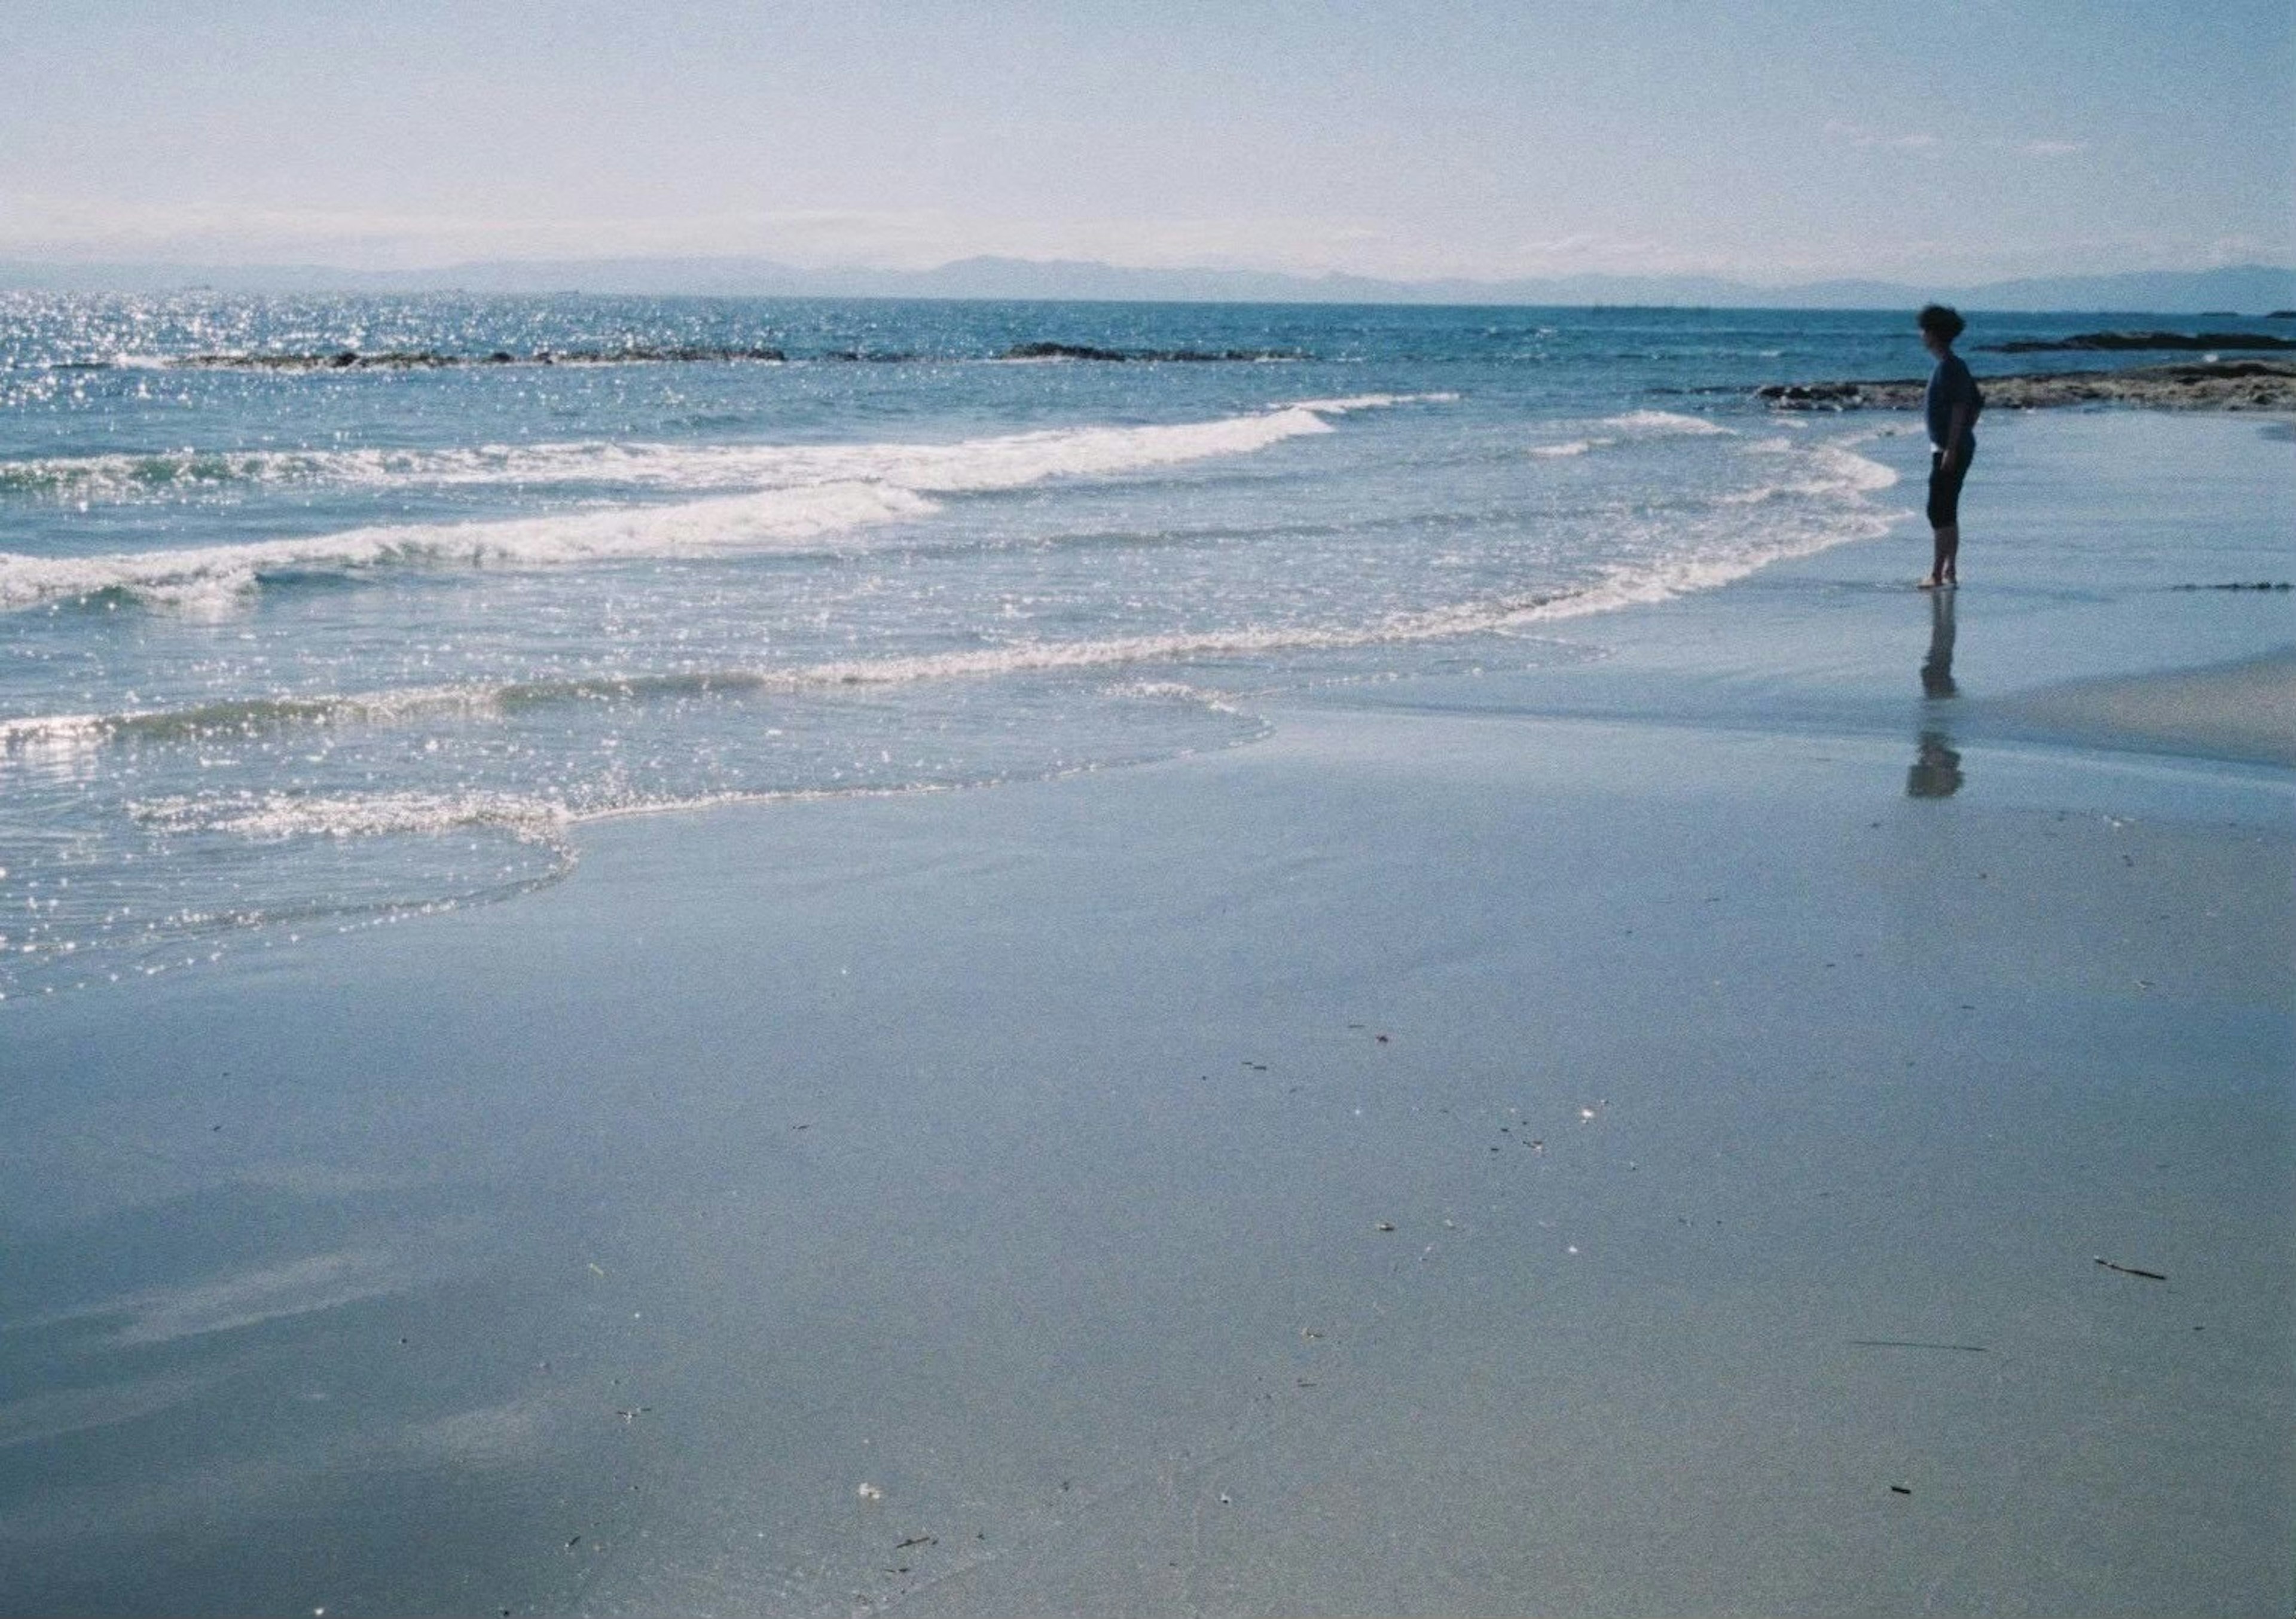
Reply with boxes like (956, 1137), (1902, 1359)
(1921, 587), (1958, 698)
(1909, 588), (1962, 794)
(1907, 731), (1964, 797)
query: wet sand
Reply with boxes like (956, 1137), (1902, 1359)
(1997, 650), (2296, 769)
(1, 411), (2289, 1616)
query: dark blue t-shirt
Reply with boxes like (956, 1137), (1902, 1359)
(1925, 352), (1982, 451)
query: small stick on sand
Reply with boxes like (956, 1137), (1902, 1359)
(2095, 1257), (2167, 1281)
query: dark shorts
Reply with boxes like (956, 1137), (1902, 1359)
(1927, 444), (1974, 527)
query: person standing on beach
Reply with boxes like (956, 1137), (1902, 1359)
(1919, 304), (1982, 588)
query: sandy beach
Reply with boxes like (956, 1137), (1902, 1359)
(2, 408), (2289, 1616)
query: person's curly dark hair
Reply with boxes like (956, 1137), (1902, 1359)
(1918, 303), (1967, 342)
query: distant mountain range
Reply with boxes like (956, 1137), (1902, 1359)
(5, 255), (2294, 313)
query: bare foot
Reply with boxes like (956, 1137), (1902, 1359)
(1918, 576), (1942, 590)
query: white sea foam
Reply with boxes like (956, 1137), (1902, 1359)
(1107, 679), (1254, 717)
(1529, 410), (1730, 460)
(0, 401), (1416, 610)
(1598, 408), (1736, 436)
(1716, 439), (1900, 504)
(0, 481), (941, 611)
(0, 447), (396, 500)
(1282, 392), (1458, 415)
(0, 711), (111, 749)
(1, 683), (515, 750)
(132, 789), (575, 844)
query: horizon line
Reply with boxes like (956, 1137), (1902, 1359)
(5, 252), (2292, 285)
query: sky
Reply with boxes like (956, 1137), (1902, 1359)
(2, 0), (2291, 285)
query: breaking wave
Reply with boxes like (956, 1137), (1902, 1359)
(0, 482), (940, 611)
(0, 399), (1451, 609)
(0, 395), (1450, 509)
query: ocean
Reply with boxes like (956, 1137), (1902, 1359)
(0, 294), (2263, 1002)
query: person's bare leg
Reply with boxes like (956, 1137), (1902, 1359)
(1922, 524), (1959, 588)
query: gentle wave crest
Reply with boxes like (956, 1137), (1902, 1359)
(1598, 408), (1736, 437)
(0, 396), (1448, 508)
(130, 789), (577, 844)
(0, 482), (939, 610)
(0, 400), (1436, 610)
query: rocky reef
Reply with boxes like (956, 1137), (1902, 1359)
(1758, 359), (2296, 413)
(999, 341), (1306, 362)
(1981, 330), (2296, 353)
(160, 341), (1306, 370)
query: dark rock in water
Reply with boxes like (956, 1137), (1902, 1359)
(821, 350), (918, 363)
(545, 346), (786, 363)
(178, 350), (459, 369)
(1001, 341), (1305, 362)
(1754, 380), (1904, 408)
(2171, 581), (2292, 591)
(1004, 341), (1131, 362)
(1139, 347), (1308, 362)
(2270, 310), (2296, 319)
(486, 350), (515, 363)
(1986, 330), (2296, 353)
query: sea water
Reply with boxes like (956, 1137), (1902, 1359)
(0, 295), (2255, 1000)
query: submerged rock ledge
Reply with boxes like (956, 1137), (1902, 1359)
(172, 347), (790, 369)
(154, 342), (1309, 371)
(1758, 359), (2296, 413)
(1981, 330), (2296, 353)
(999, 341), (1307, 362)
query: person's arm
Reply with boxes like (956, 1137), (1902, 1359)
(1940, 364), (1975, 470)
(1941, 399), (1973, 472)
